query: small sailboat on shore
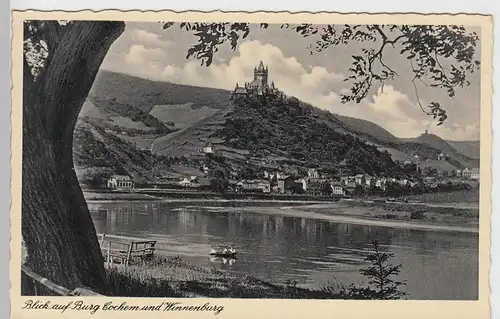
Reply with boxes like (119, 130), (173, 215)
(209, 247), (238, 259)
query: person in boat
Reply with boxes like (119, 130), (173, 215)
(229, 247), (236, 254)
(222, 248), (228, 254)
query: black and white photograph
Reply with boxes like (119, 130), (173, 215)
(14, 11), (492, 310)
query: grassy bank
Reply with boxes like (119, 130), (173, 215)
(405, 188), (480, 204)
(104, 256), (336, 298)
(103, 240), (407, 300)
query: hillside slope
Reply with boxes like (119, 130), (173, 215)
(446, 140), (480, 159)
(89, 70), (232, 113)
(402, 133), (479, 168)
(150, 94), (398, 175)
(73, 119), (161, 188)
(335, 115), (400, 145)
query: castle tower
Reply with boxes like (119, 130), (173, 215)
(253, 61), (268, 86)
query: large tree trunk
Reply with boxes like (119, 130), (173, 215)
(22, 21), (125, 294)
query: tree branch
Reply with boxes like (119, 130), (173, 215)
(409, 60), (432, 115)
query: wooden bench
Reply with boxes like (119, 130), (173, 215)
(98, 234), (157, 266)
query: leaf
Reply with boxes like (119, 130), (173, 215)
(163, 22), (174, 29)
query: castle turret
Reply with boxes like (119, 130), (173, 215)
(257, 61), (265, 71)
(253, 61), (268, 86)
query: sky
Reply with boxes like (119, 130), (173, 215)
(100, 22), (481, 141)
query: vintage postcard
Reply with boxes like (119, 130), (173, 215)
(10, 9), (493, 319)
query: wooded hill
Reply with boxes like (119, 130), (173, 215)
(73, 70), (479, 187)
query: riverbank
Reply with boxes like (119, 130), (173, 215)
(84, 191), (162, 201)
(300, 199), (479, 231)
(105, 256), (337, 298)
(83, 189), (343, 202)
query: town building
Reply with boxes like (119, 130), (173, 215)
(375, 178), (387, 190)
(202, 142), (214, 154)
(178, 177), (193, 187)
(470, 168), (480, 180)
(340, 176), (352, 185)
(364, 175), (375, 187)
(295, 178), (308, 191)
(330, 181), (345, 196)
(438, 152), (447, 161)
(462, 168), (471, 179)
(277, 179), (286, 193)
(241, 180), (271, 193)
(355, 174), (365, 185)
(307, 168), (320, 179)
(107, 175), (134, 189)
(230, 61), (282, 98)
(403, 158), (413, 166)
(202, 165), (210, 174)
(307, 181), (327, 196)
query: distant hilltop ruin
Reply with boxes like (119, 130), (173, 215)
(230, 61), (285, 99)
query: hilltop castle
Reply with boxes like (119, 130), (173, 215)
(230, 61), (283, 99)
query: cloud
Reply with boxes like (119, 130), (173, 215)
(129, 28), (174, 49)
(125, 45), (167, 65)
(155, 40), (346, 110)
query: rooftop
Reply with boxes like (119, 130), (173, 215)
(110, 175), (131, 180)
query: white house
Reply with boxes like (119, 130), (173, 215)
(375, 178), (387, 190)
(242, 180), (271, 193)
(307, 168), (319, 179)
(470, 168), (480, 180)
(365, 175), (374, 187)
(330, 182), (344, 196)
(355, 174), (365, 185)
(203, 142), (214, 154)
(107, 175), (134, 189)
(462, 168), (471, 179)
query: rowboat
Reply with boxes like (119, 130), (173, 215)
(210, 248), (237, 259)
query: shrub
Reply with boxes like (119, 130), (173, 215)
(324, 240), (407, 300)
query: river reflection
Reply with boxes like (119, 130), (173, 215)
(89, 201), (478, 300)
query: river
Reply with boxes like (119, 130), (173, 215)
(89, 200), (478, 300)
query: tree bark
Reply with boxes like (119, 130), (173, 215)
(22, 21), (125, 294)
